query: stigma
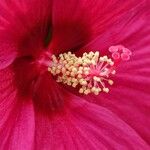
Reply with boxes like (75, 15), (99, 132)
(48, 45), (132, 95)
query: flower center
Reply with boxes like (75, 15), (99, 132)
(47, 45), (132, 95)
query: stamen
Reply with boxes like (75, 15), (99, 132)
(48, 45), (131, 95)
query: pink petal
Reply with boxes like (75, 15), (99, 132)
(51, 0), (141, 53)
(11, 57), (66, 113)
(0, 67), (35, 149)
(0, 0), (52, 69)
(34, 96), (149, 149)
(77, 0), (150, 144)
(11, 58), (39, 98)
(0, 42), (17, 69)
(0, 67), (17, 129)
(32, 72), (66, 113)
(0, 100), (35, 150)
(77, 0), (149, 55)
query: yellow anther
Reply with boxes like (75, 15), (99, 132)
(60, 56), (64, 61)
(103, 56), (108, 60)
(70, 72), (75, 77)
(83, 52), (87, 56)
(91, 87), (101, 95)
(68, 60), (74, 65)
(48, 67), (51, 72)
(89, 51), (94, 55)
(84, 59), (91, 64)
(110, 62), (114, 66)
(67, 77), (72, 82)
(111, 70), (116, 75)
(95, 51), (99, 57)
(108, 80), (113, 85)
(68, 51), (71, 55)
(57, 65), (62, 70)
(52, 67), (56, 71)
(65, 64), (70, 68)
(72, 68), (78, 73)
(83, 62), (88, 66)
(48, 51), (115, 95)
(80, 79), (87, 86)
(99, 57), (104, 62)
(77, 74), (82, 78)
(67, 66), (73, 71)
(91, 87), (96, 92)
(93, 52), (99, 61)
(52, 55), (56, 59)
(79, 67), (83, 70)
(79, 88), (84, 93)
(84, 71), (89, 75)
(59, 54), (63, 58)
(56, 69), (61, 74)
(77, 70), (83, 74)
(84, 89), (91, 95)
(66, 71), (70, 75)
(93, 76), (97, 81)
(72, 83), (78, 88)
(103, 88), (109, 93)
(91, 60), (96, 65)
(67, 81), (71, 86)
(83, 67), (89, 71)
(63, 60), (67, 64)
(61, 67), (66, 73)
(93, 76), (101, 82)
(72, 78), (78, 83)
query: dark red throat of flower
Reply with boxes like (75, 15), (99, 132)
(42, 45), (132, 95)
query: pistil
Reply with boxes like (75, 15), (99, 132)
(48, 45), (131, 95)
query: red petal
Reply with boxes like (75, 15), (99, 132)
(77, 0), (150, 144)
(0, 41), (17, 69)
(51, 0), (141, 53)
(0, 67), (17, 129)
(32, 73), (66, 113)
(0, 0), (52, 69)
(0, 100), (35, 150)
(77, 0), (149, 55)
(11, 57), (66, 113)
(34, 96), (149, 149)
(0, 67), (35, 149)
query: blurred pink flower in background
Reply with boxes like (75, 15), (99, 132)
(0, 0), (150, 149)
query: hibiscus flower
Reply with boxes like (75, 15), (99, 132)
(0, 0), (150, 149)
